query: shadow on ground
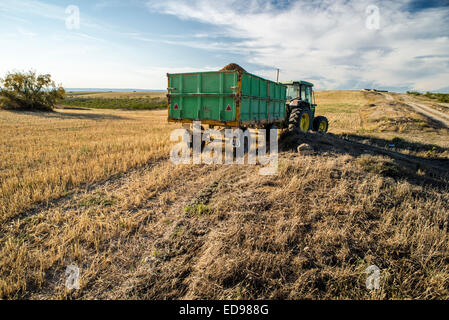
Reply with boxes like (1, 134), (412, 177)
(7, 109), (128, 121)
(279, 130), (449, 190)
(341, 134), (449, 160)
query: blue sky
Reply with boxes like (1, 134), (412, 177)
(0, 0), (448, 91)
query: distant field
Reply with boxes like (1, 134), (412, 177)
(66, 92), (167, 99)
(65, 92), (105, 96)
(315, 90), (368, 132)
(61, 91), (168, 110)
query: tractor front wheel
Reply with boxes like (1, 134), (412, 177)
(312, 116), (329, 133)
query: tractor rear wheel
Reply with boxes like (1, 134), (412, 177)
(289, 108), (312, 133)
(312, 116), (329, 133)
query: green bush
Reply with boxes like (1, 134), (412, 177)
(406, 91), (421, 96)
(0, 70), (65, 111)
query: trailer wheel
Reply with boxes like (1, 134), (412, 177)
(289, 108), (312, 133)
(186, 126), (206, 151)
(264, 124), (277, 151)
(230, 129), (250, 157)
(186, 139), (206, 151)
(312, 116), (329, 133)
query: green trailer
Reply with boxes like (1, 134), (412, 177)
(167, 69), (329, 133)
(167, 70), (286, 128)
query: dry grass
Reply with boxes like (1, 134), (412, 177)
(1, 91), (448, 299)
(315, 90), (369, 133)
(3, 151), (447, 299)
(316, 91), (449, 158)
(0, 109), (172, 223)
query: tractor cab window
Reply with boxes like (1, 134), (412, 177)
(286, 85), (299, 100)
(300, 85), (307, 101)
(305, 86), (312, 104)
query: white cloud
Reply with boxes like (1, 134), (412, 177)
(16, 27), (37, 37)
(146, 0), (449, 91)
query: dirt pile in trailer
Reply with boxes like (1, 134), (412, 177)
(220, 63), (247, 73)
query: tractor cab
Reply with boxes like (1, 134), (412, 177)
(282, 80), (316, 106)
(282, 80), (317, 119)
(280, 80), (328, 133)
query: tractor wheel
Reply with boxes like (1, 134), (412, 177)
(289, 108), (312, 133)
(312, 116), (329, 133)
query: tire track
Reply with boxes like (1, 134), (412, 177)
(384, 93), (449, 128)
(0, 156), (169, 231)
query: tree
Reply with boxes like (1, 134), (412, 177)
(0, 70), (65, 111)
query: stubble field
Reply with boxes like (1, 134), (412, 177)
(0, 91), (448, 299)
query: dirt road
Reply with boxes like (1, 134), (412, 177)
(382, 93), (449, 128)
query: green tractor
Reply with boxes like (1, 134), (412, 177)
(281, 81), (329, 133)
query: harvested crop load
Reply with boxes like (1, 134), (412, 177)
(220, 63), (246, 82)
(219, 63), (246, 73)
